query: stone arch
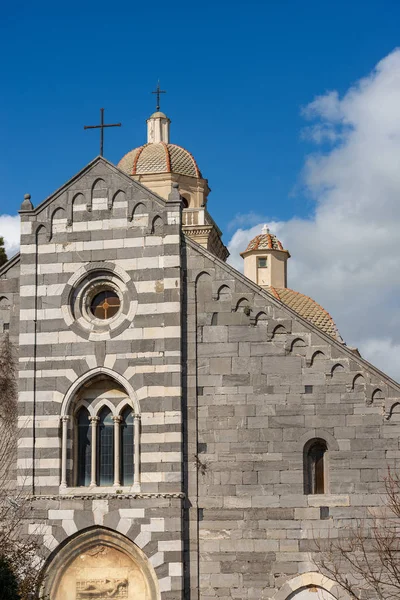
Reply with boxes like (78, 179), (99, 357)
(181, 193), (191, 208)
(0, 296), (10, 308)
(298, 429), (339, 452)
(34, 223), (48, 241)
(151, 215), (163, 235)
(61, 367), (140, 417)
(91, 177), (107, 196)
(310, 350), (325, 365)
(195, 271), (212, 304)
(72, 191), (85, 208)
(271, 323), (287, 338)
(254, 311), (268, 325)
(235, 297), (250, 312)
(331, 363), (345, 377)
(216, 284), (231, 300)
(111, 189), (126, 210)
(41, 526), (161, 600)
(50, 206), (67, 240)
(386, 401), (400, 421)
(290, 337), (307, 355)
(370, 388), (385, 405)
(131, 202), (147, 220)
(272, 572), (345, 600)
(352, 373), (366, 390)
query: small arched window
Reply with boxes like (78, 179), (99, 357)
(98, 407), (114, 486)
(121, 407), (134, 485)
(76, 407), (91, 487)
(304, 438), (327, 494)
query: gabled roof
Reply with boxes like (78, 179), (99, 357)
(0, 252), (20, 277)
(184, 235), (400, 391)
(25, 155), (168, 217)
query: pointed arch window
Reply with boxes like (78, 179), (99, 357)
(304, 439), (327, 494)
(76, 407), (91, 487)
(120, 407), (134, 485)
(98, 408), (114, 486)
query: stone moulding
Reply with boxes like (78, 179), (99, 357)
(27, 492), (186, 501)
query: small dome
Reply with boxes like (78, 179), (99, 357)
(118, 143), (202, 178)
(242, 230), (288, 254)
(148, 111), (168, 119)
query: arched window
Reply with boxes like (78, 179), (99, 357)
(304, 439), (327, 494)
(76, 407), (91, 486)
(98, 407), (114, 486)
(120, 407), (134, 485)
(63, 376), (141, 489)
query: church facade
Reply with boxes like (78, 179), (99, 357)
(1, 108), (400, 600)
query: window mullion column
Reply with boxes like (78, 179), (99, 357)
(134, 414), (141, 485)
(89, 416), (99, 486)
(113, 416), (122, 487)
(60, 416), (69, 488)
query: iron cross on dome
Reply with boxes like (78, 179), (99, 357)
(84, 108), (121, 156)
(152, 81), (166, 111)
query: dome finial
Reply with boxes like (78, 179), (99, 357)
(262, 224), (270, 234)
(151, 81), (166, 112)
(147, 83), (171, 144)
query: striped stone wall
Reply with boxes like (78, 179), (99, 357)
(14, 158), (184, 599)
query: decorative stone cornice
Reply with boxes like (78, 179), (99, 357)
(27, 492), (185, 501)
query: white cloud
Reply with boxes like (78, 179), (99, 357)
(0, 215), (20, 259)
(227, 49), (400, 382)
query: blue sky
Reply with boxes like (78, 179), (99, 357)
(1, 0), (398, 229)
(3, 1), (400, 379)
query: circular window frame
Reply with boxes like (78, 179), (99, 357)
(61, 264), (138, 340)
(83, 281), (122, 324)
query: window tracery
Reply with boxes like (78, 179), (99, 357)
(60, 377), (140, 490)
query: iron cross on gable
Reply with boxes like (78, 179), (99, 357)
(84, 108), (121, 156)
(152, 82), (166, 111)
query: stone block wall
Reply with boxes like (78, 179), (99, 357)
(184, 238), (400, 600)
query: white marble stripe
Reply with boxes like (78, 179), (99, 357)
(20, 231), (179, 254)
(19, 351), (165, 363)
(19, 302), (181, 321)
(18, 410), (182, 427)
(19, 326), (181, 345)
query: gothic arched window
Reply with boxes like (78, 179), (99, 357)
(304, 439), (327, 494)
(98, 407), (114, 486)
(62, 377), (141, 490)
(121, 407), (134, 485)
(76, 407), (91, 487)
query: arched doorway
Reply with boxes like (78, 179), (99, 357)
(42, 528), (160, 600)
(288, 588), (337, 600)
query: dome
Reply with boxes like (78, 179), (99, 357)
(148, 111), (168, 119)
(268, 287), (340, 340)
(243, 231), (288, 253)
(117, 143), (202, 178)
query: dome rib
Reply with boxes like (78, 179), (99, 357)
(162, 142), (172, 172)
(132, 146), (145, 175)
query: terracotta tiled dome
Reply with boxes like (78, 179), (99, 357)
(117, 143), (202, 178)
(243, 229), (287, 253)
(268, 287), (340, 339)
